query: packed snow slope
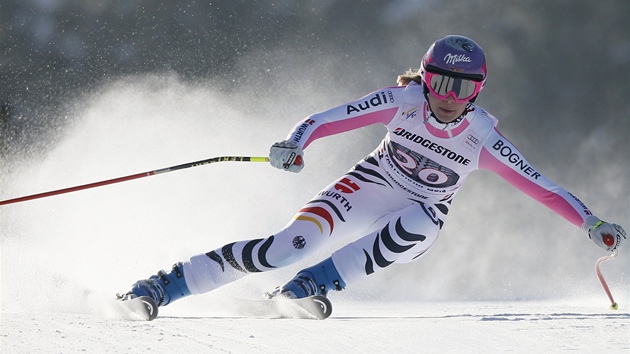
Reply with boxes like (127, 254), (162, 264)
(3, 300), (629, 353)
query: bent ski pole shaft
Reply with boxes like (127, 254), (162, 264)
(0, 156), (269, 206)
(595, 250), (618, 309)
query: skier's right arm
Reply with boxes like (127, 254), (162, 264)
(269, 87), (403, 173)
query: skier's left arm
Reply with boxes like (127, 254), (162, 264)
(478, 127), (626, 252)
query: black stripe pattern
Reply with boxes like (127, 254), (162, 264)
(363, 217), (427, 275)
(346, 156), (393, 189)
(206, 236), (277, 274)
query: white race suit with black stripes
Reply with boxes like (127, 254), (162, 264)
(181, 81), (594, 295)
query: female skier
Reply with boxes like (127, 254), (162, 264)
(121, 35), (626, 310)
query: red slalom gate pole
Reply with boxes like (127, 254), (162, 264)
(0, 156), (269, 206)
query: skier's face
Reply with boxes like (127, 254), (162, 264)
(426, 91), (469, 123)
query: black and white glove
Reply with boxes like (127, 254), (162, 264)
(582, 216), (626, 252)
(269, 140), (304, 173)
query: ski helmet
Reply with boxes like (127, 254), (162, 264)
(421, 35), (487, 103)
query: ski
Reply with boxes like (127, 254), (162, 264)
(114, 293), (332, 320)
(116, 295), (159, 321)
(234, 295), (333, 320)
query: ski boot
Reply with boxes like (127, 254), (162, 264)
(119, 262), (191, 307)
(268, 257), (346, 299)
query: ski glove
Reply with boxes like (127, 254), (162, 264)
(269, 140), (304, 173)
(582, 216), (626, 252)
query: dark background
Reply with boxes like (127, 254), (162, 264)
(2, 0), (628, 162)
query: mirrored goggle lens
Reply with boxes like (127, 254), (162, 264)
(427, 72), (480, 100)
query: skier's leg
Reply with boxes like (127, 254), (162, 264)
(277, 200), (445, 298)
(124, 217), (330, 306)
(333, 201), (444, 286)
(123, 157), (410, 306)
(181, 163), (407, 297)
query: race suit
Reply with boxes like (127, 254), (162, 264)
(182, 81), (593, 294)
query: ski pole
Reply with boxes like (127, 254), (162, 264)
(0, 156), (269, 206)
(595, 250), (618, 310)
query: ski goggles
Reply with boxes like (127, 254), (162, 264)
(423, 67), (484, 103)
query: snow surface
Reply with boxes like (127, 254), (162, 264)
(3, 298), (629, 353)
(2, 76), (629, 353)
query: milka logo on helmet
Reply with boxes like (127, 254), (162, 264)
(444, 53), (472, 65)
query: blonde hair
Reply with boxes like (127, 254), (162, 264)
(396, 68), (423, 86)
